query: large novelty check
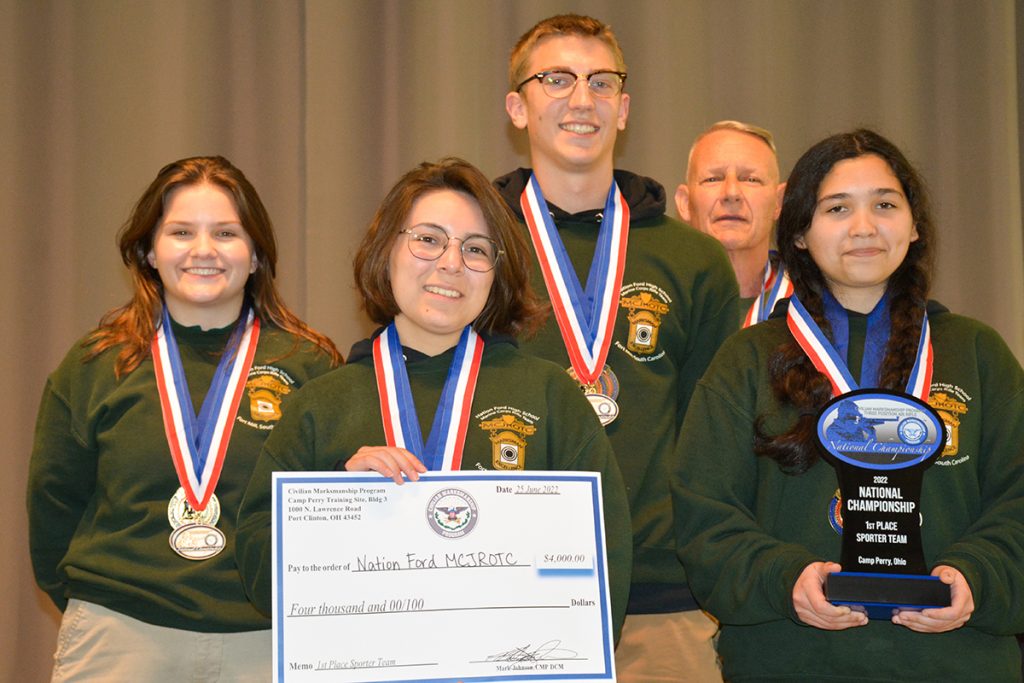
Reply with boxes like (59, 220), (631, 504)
(272, 471), (616, 683)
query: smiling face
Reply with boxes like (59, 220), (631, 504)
(676, 129), (783, 255)
(796, 154), (918, 312)
(505, 35), (629, 177)
(388, 190), (496, 355)
(147, 183), (257, 329)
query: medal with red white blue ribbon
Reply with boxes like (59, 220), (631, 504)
(786, 291), (932, 399)
(743, 253), (793, 328)
(153, 304), (259, 511)
(520, 174), (628, 424)
(153, 304), (259, 560)
(373, 323), (483, 471)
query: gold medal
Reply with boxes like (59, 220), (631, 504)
(169, 523), (226, 560)
(167, 486), (221, 530)
(568, 366), (620, 426)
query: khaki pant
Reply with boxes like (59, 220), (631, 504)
(52, 599), (271, 682)
(616, 610), (723, 682)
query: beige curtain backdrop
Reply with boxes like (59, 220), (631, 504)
(3, 0), (1021, 678)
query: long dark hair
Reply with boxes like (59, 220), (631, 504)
(755, 130), (934, 473)
(86, 156), (340, 375)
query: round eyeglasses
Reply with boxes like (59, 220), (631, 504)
(399, 224), (503, 273)
(515, 70), (628, 99)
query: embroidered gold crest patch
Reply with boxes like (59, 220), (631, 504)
(479, 414), (537, 470)
(928, 392), (967, 457)
(619, 291), (669, 355)
(245, 374), (291, 422)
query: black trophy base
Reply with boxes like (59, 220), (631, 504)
(825, 571), (951, 620)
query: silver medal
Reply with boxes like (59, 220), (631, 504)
(585, 393), (620, 426)
(568, 365), (621, 426)
(169, 523), (226, 560)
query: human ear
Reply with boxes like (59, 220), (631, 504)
(774, 182), (787, 220)
(616, 92), (630, 131)
(505, 92), (529, 130)
(674, 183), (692, 223)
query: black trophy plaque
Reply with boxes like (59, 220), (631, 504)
(816, 388), (951, 619)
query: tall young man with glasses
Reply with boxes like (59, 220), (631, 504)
(496, 13), (738, 682)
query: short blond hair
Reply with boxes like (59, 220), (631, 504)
(686, 120), (778, 180)
(508, 14), (626, 92)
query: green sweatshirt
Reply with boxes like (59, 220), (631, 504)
(673, 301), (1024, 681)
(235, 334), (633, 634)
(28, 318), (336, 632)
(496, 168), (740, 612)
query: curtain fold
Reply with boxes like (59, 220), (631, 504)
(4, 1), (1020, 678)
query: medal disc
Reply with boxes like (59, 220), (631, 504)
(567, 365), (620, 400)
(167, 486), (221, 529)
(586, 393), (619, 426)
(169, 523), (226, 560)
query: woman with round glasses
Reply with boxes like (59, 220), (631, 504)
(236, 157), (632, 633)
(671, 130), (1024, 680)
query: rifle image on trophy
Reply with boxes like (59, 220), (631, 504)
(825, 402), (899, 444)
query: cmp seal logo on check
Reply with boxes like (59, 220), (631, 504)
(427, 488), (479, 538)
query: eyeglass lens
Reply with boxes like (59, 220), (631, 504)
(540, 71), (623, 98)
(405, 224), (498, 271)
